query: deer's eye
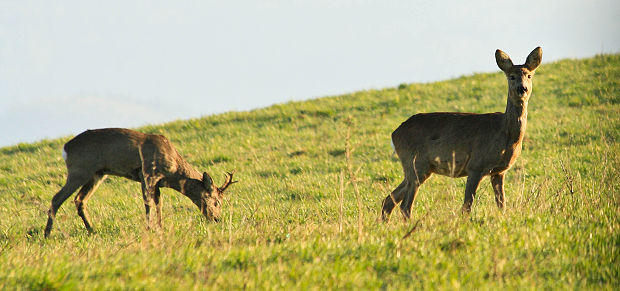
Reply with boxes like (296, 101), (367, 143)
(214, 200), (220, 207)
(510, 76), (516, 80)
(528, 75), (532, 79)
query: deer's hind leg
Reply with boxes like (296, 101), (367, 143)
(381, 180), (407, 222)
(398, 158), (431, 220)
(383, 152), (431, 222)
(45, 172), (92, 238)
(74, 174), (107, 234)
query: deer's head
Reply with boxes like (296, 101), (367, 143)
(197, 171), (237, 222)
(496, 47), (542, 104)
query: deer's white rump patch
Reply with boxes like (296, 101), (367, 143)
(62, 148), (67, 161)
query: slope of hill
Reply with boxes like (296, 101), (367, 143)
(0, 54), (618, 289)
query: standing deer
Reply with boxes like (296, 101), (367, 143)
(382, 47), (542, 221)
(44, 128), (237, 237)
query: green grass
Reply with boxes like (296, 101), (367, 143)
(1, 54), (618, 290)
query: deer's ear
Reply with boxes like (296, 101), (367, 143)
(202, 172), (213, 189)
(495, 49), (513, 72)
(525, 46), (542, 71)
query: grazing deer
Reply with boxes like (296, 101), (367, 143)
(44, 128), (237, 237)
(382, 47), (542, 221)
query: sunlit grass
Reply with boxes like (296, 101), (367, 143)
(0, 54), (618, 289)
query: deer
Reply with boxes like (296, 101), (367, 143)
(44, 128), (237, 238)
(381, 47), (542, 221)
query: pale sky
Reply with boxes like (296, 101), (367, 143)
(1, 0), (619, 147)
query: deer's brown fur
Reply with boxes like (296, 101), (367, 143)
(44, 128), (236, 237)
(382, 47), (542, 221)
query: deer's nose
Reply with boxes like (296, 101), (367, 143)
(517, 86), (528, 94)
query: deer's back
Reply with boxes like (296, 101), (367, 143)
(63, 128), (147, 177)
(392, 112), (507, 176)
(393, 112), (504, 143)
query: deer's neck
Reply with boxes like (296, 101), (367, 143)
(503, 97), (528, 147)
(166, 166), (203, 196)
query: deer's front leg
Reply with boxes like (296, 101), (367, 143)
(153, 187), (162, 230)
(462, 171), (483, 213)
(141, 174), (163, 231)
(140, 181), (153, 230)
(491, 174), (505, 208)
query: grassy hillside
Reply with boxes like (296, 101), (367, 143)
(0, 54), (618, 290)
